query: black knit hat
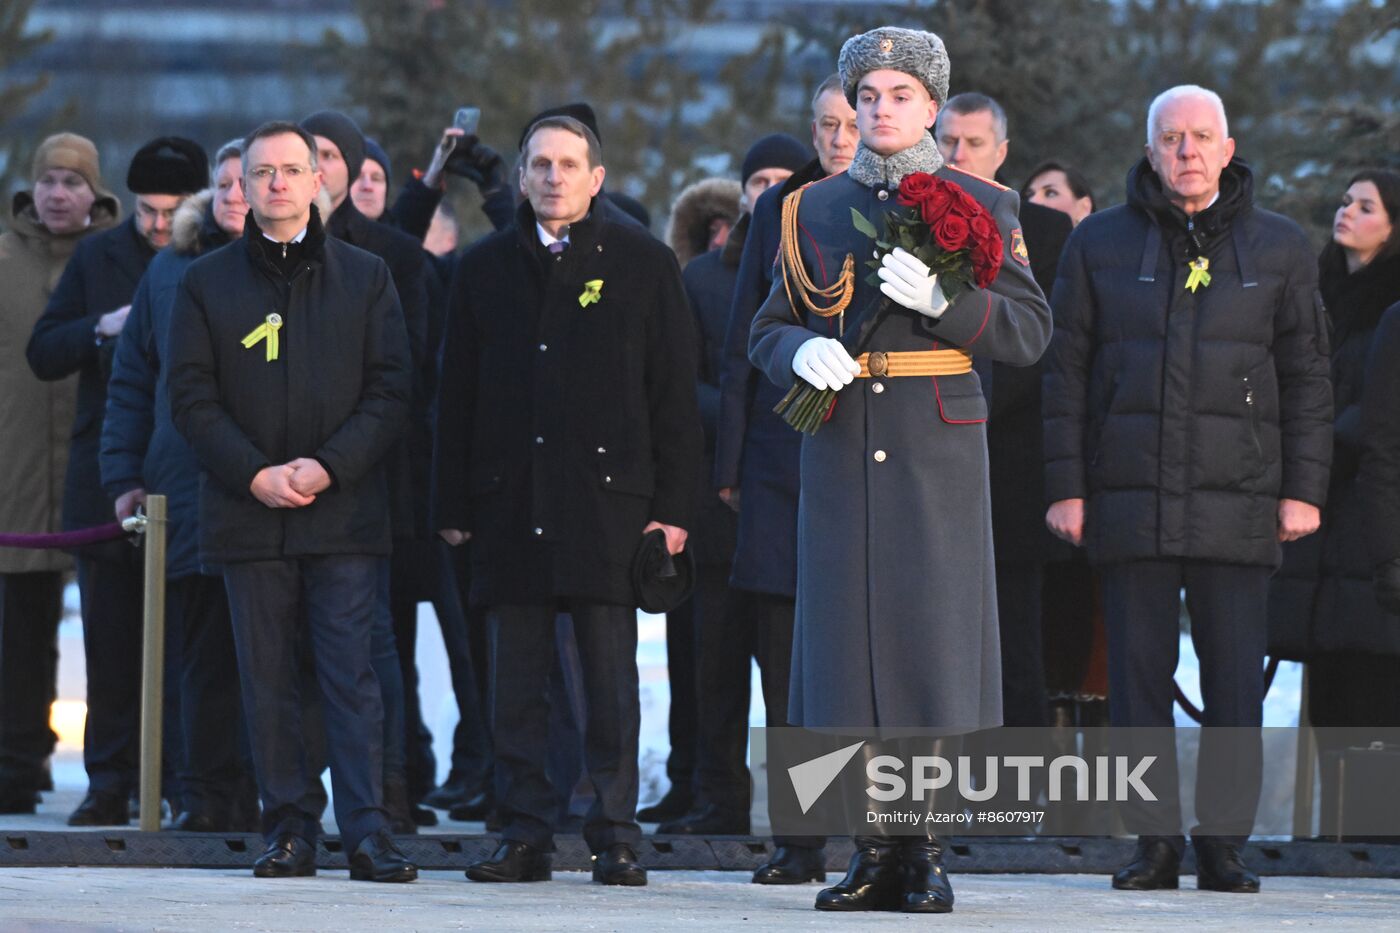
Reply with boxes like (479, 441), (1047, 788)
(630, 529), (696, 613)
(300, 110), (366, 183)
(741, 133), (809, 186)
(127, 136), (208, 196)
(518, 102), (602, 152)
(363, 137), (391, 188)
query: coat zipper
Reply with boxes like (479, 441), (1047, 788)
(1244, 375), (1263, 461)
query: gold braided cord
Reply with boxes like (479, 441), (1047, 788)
(779, 185), (855, 325)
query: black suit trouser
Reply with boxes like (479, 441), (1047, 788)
(223, 555), (387, 852)
(697, 589), (823, 849)
(0, 571), (63, 789)
(1099, 559), (1269, 849)
(75, 550), (145, 795)
(488, 602), (640, 852)
(167, 573), (249, 818)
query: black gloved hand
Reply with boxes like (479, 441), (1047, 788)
(445, 140), (506, 191)
(1376, 558), (1400, 616)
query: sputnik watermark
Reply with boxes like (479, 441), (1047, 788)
(865, 754), (1158, 803)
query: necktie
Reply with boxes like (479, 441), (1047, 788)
(548, 240), (568, 256)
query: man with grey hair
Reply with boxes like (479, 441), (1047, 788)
(1043, 84), (1332, 893)
(435, 114), (702, 887)
(749, 27), (1051, 913)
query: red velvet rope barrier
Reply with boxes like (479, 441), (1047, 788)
(0, 523), (129, 549)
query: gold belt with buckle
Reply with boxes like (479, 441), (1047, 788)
(856, 348), (973, 378)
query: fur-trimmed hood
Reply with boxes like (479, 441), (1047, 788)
(666, 177), (741, 270)
(171, 186), (335, 255)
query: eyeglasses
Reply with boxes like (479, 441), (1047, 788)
(135, 201), (179, 222)
(247, 165), (312, 183)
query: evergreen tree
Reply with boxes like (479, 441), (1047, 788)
(0, 0), (55, 204)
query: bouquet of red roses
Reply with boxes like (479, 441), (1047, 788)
(774, 171), (1003, 434)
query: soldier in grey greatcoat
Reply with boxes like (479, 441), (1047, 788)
(749, 27), (1052, 914)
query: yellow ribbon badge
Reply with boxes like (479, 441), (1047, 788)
(241, 312), (283, 362)
(578, 279), (604, 308)
(1184, 256), (1212, 294)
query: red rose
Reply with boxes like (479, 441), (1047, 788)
(897, 172), (937, 204)
(934, 213), (971, 252)
(969, 213), (998, 246)
(973, 234), (1004, 288)
(920, 191), (955, 225)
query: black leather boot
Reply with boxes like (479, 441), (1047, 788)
(1192, 837), (1260, 893)
(1112, 835), (1182, 890)
(814, 837), (903, 911)
(752, 845), (826, 884)
(901, 834), (954, 913)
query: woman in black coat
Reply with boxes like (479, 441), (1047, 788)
(1268, 169), (1400, 748)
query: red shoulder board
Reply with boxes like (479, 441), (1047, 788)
(945, 164), (1010, 191)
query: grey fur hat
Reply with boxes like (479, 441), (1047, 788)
(838, 27), (950, 108)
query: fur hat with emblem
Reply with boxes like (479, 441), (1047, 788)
(838, 26), (950, 109)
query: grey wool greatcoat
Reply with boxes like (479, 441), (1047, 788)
(749, 137), (1052, 731)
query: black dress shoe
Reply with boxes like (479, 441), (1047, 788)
(350, 830), (418, 882)
(1193, 838), (1260, 893)
(814, 839), (903, 911)
(636, 786), (692, 823)
(423, 773), (474, 810)
(657, 804), (749, 836)
(901, 839), (954, 913)
(68, 791), (130, 827)
(448, 791), (495, 822)
(592, 843), (647, 886)
(752, 845), (826, 884)
(173, 811), (226, 833)
(0, 784), (39, 815)
(466, 840), (552, 882)
(253, 833), (317, 878)
(1112, 836), (1182, 890)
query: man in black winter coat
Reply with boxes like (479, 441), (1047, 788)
(26, 135), (207, 827)
(708, 74), (855, 885)
(1043, 86), (1332, 894)
(167, 122), (416, 883)
(935, 92), (1072, 731)
(435, 116), (702, 887)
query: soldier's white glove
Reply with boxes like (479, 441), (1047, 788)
(792, 336), (860, 391)
(878, 247), (948, 319)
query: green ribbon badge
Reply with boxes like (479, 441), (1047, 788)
(578, 279), (604, 308)
(241, 312), (283, 362)
(1184, 256), (1212, 294)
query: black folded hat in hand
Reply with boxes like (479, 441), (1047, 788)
(630, 529), (695, 613)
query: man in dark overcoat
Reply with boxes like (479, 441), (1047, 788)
(748, 28), (1052, 913)
(27, 136), (207, 826)
(935, 92), (1072, 729)
(1043, 85), (1332, 893)
(434, 116), (702, 887)
(708, 73), (856, 885)
(167, 121), (416, 883)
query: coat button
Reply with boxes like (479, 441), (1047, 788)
(535, 436), (544, 444)
(605, 476), (612, 483)
(597, 446), (606, 454)
(877, 189), (889, 201)
(872, 382), (885, 394)
(539, 343), (547, 351)
(534, 527), (543, 535)
(873, 450), (887, 462)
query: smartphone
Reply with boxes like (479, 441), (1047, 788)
(453, 107), (481, 136)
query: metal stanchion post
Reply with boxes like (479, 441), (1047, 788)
(135, 495), (168, 832)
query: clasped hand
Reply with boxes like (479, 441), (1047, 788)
(250, 458), (330, 509)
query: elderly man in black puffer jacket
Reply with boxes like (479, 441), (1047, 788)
(1043, 85), (1332, 895)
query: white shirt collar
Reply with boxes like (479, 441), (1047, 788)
(262, 226), (308, 245)
(536, 223), (570, 249)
